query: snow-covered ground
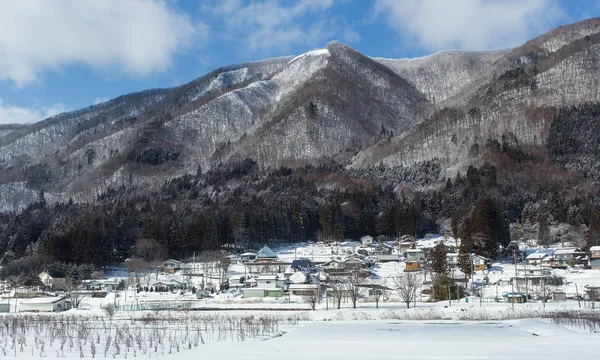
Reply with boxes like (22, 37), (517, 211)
(151, 319), (598, 360)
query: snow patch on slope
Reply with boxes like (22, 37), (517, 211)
(287, 48), (330, 66)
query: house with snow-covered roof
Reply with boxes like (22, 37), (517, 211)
(525, 251), (553, 266)
(552, 247), (586, 267)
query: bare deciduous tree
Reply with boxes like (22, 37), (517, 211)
(328, 280), (346, 309)
(65, 278), (86, 309)
(369, 279), (390, 309)
(303, 288), (320, 310)
(135, 238), (167, 262)
(347, 269), (366, 309)
(394, 272), (422, 308)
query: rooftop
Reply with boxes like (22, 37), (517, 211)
(22, 296), (65, 304)
(256, 246), (278, 259)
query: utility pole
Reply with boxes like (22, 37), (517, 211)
(470, 254), (474, 299)
(511, 280), (515, 311)
(524, 255), (528, 302)
(448, 284), (451, 307)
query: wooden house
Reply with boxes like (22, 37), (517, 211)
(472, 255), (488, 271)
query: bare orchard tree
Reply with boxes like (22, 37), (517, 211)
(303, 288), (320, 310)
(394, 272), (422, 308)
(347, 269), (366, 309)
(65, 278), (87, 309)
(101, 302), (117, 319)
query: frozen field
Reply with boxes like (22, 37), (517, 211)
(160, 319), (596, 360)
(0, 304), (597, 359)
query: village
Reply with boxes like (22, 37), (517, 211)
(2, 234), (600, 313)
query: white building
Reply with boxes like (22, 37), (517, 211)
(405, 248), (424, 261)
(255, 275), (284, 289)
(19, 297), (69, 312)
(361, 235), (373, 248)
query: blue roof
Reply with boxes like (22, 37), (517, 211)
(256, 245), (278, 259)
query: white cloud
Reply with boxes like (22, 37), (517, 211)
(343, 26), (362, 43)
(0, 1), (203, 87)
(0, 98), (69, 124)
(205, 0), (338, 53)
(92, 97), (110, 105)
(374, 0), (564, 51)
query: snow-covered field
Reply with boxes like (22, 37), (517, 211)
(145, 318), (598, 360)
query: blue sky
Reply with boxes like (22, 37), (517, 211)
(0, 0), (598, 124)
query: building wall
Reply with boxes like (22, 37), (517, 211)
(19, 302), (63, 312)
(242, 289), (266, 298)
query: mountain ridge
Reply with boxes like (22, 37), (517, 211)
(2, 18), (600, 212)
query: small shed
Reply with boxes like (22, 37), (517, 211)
(19, 296), (69, 312)
(0, 302), (9, 313)
(472, 255), (488, 271)
(196, 290), (210, 299)
(502, 292), (527, 304)
(552, 291), (566, 302)
(405, 260), (420, 272)
(242, 288), (284, 298)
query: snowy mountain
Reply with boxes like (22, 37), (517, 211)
(2, 18), (600, 211)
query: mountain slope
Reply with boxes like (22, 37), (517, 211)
(2, 18), (600, 212)
(354, 18), (600, 173)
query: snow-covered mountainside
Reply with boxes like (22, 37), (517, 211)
(353, 18), (600, 171)
(2, 18), (600, 211)
(374, 49), (509, 103)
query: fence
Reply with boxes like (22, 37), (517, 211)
(118, 300), (197, 311)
